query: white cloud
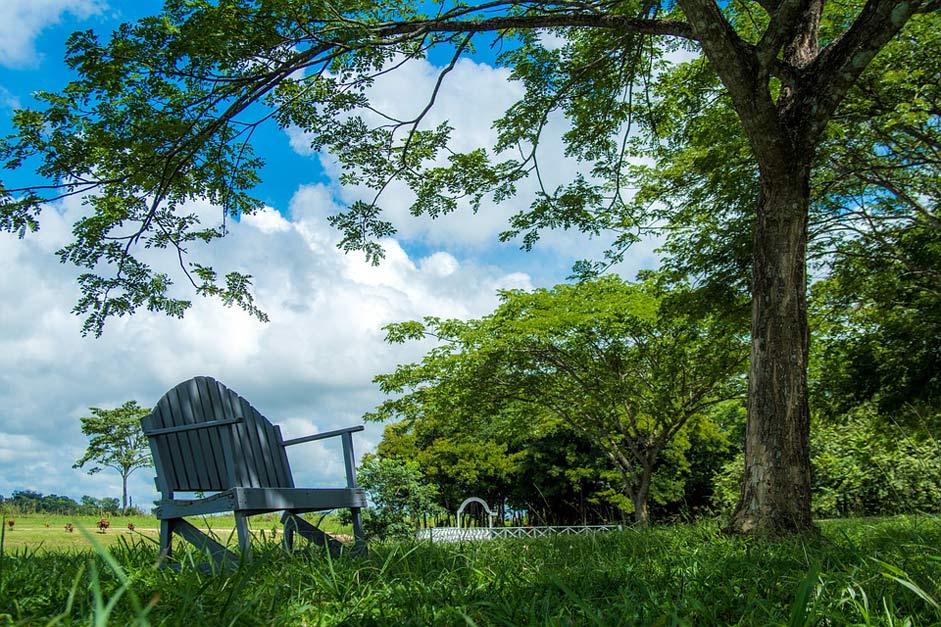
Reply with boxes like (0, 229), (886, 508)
(0, 85), (20, 109)
(0, 186), (532, 503)
(0, 0), (105, 68)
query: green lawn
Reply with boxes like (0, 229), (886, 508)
(1, 515), (939, 625)
(0, 512), (350, 553)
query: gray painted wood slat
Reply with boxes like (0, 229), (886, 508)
(231, 487), (367, 510)
(255, 410), (286, 488)
(172, 519), (237, 568)
(156, 491), (238, 518)
(266, 422), (292, 488)
(141, 412), (172, 496)
(185, 377), (226, 489)
(205, 378), (239, 488)
(220, 387), (257, 487)
(341, 432), (357, 489)
(241, 399), (273, 488)
(274, 426), (295, 489)
(191, 378), (227, 490)
(165, 384), (200, 491)
(153, 395), (185, 492)
(282, 512), (344, 556)
(177, 378), (213, 490)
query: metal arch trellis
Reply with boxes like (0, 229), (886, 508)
(455, 496), (496, 530)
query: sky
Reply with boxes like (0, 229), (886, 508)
(0, 1), (662, 510)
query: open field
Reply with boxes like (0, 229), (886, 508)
(0, 513), (351, 552)
(1, 515), (940, 625)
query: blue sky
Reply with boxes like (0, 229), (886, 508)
(0, 1), (661, 509)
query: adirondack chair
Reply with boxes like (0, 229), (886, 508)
(141, 376), (367, 568)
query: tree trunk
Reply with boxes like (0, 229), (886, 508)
(121, 470), (129, 515)
(728, 167), (814, 534)
(631, 468), (652, 526)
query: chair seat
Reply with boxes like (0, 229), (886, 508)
(156, 487), (367, 519)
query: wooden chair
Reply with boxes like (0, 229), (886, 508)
(141, 376), (366, 569)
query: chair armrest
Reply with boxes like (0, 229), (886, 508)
(281, 425), (364, 447)
(144, 417), (243, 437)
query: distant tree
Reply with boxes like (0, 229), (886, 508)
(810, 223), (941, 429)
(375, 417), (520, 521)
(73, 401), (152, 515)
(371, 276), (747, 525)
(8, 490), (43, 514)
(98, 497), (121, 515)
(355, 457), (442, 539)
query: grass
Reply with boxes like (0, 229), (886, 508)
(1, 515), (940, 625)
(0, 512), (350, 552)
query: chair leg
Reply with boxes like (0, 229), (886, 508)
(282, 512), (344, 557)
(234, 513), (252, 561)
(159, 519), (174, 561)
(350, 507), (367, 555)
(281, 512), (296, 552)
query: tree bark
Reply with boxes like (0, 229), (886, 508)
(122, 470), (129, 515)
(631, 468), (652, 526)
(728, 165), (814, 534)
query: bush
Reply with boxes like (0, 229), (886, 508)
(712, 406), (941, 517)
(811, 407), (941, 517)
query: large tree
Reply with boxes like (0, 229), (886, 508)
(370, 276), (747, 525)
(73, 401), (152, 515)
(1, 0), (937, 533)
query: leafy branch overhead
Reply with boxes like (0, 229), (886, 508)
(1, 0), (935, 335)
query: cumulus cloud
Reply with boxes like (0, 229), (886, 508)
(0, 0), (105, 68)
(0, 185), (533, 502)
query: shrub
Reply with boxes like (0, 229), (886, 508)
(713, 406), (941, 517)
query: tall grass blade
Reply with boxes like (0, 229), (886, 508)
(788, 563), (821, 627)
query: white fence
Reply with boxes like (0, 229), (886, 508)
(416, 525), (623, 543)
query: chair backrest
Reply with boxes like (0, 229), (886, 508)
(142, 376), (295, 495)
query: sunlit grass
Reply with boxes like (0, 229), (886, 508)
(1, 515), (939, 625)
(0, 512), (350, 553)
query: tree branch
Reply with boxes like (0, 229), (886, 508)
(372, 11), (697, 41)
(677, 0), (787, 167)
(803, 0), (927, 144)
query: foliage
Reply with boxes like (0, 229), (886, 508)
(376, 413), (630, 525)
(0, 491), (125, 516)
(713, 407), (941, 518)
(374, 420), (519, 520)
(810, 409), (941, 518)
(2, 516), (941, 624)
(370, 276), (747, 524)
(811, 224), (941, 426)
(354, 457), (442, 539)
(73, 401), (152, 515)
(623, 12), (940, 293)
(0, 0), (928, 338)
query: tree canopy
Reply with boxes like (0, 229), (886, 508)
(370, 276), (747, 524)
(73, 401), (152, 515)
